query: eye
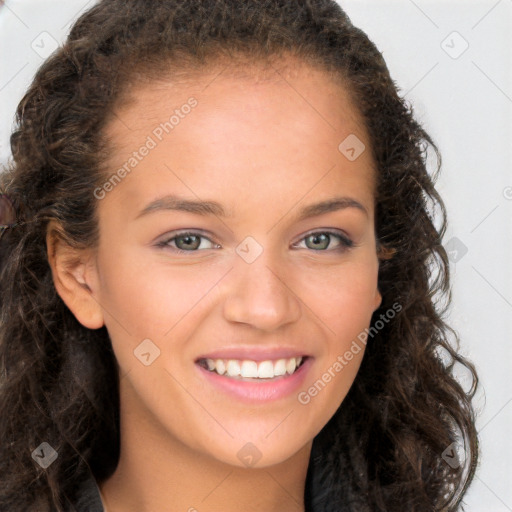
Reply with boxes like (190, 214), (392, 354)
(292, 230), (354, 252)
(156, 231), (219, 253)
(156, 229), (354, 254)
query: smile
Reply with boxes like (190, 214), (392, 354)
(195, 356), (312, 403)
(197, 356), (305, 380)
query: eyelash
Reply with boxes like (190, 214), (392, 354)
(156, 229), (355, 254)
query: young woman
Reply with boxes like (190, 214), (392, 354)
(0, 1), (479, 511)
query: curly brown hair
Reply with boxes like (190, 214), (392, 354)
(0, 1), (478, 510)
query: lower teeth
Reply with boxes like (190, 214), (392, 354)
(219, 374), (287, 381)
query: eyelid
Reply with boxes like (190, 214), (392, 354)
(156, 228), (355, 253)
(155, 229), (219, 252)
(292, 228), (353, 248)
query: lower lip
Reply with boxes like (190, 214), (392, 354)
(195, 357), (313, 404)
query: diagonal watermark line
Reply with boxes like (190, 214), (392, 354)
(478, 396), (512, 433)
(0, 62), (28, 91)
(472, 61), (512, 104)
(475, 475), (512, 511)
(3, 2), (29, 28)
(163, 367), (234, 438)
(110, 111), (132, 131)
(201, 64), (231, 92)
(88, 289), (133, 337)
(60, 0), (94, 30)
(266, 164), (336, 234)
(264, 470), (302, 508)
(265, 265), (337, 335)
(472, 0), (502, 29)
(119, 367), (132, 382)
(163, 164), (234, 235)
(404, 62), (439, 96)
(470, 204), (499, 233)
(471, 265), (512, 309)
(407, 0), (439, 28)
(163, 267), (234, 337)
(200, 470), (234, 503)
(265, 409), (294, 439)
(270, 63), (337, 132)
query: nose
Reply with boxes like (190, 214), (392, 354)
(222, 250), (301, 331)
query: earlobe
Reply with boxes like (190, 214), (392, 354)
(46, 221), (104, 330)
(373, 288), (383, 311)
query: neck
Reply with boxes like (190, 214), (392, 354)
(99, 384), (311, 512)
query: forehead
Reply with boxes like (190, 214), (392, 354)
(106, 55), (369, 149)
(100, 57), (376, 220)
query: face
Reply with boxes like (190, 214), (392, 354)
(86, 58), (381, 468)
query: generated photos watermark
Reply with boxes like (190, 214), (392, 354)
(94, 97), (198, 200)
(297, 302), (402, 405)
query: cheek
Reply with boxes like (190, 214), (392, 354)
(298, 259), (379, 341)
(96, 247), (228, 373)
(296, 263), (377, 420)
(97, 247), (212, 334)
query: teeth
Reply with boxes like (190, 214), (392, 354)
(215, 359), (226, 375)
(257, 361), (274, 378)
(201, 356), (303, 379)
(226, 360), (240, 377)
(240, 360), (258, 378)
(273, 359), (287, 376)
(286, 358), (297, 374)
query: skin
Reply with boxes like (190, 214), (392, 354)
(47, 57), (382, 512)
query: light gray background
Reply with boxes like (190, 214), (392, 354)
(1, 0), (511, 510)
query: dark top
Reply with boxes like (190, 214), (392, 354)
(73, 476), (105, 512)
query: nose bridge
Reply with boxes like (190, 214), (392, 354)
(222, 240), (301, 330)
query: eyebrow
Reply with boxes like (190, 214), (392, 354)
(135, 194), (368, 221)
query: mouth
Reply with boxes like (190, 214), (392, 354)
(195, 356), (308, 381)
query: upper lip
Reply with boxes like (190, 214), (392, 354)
(195, 347), (311, 363)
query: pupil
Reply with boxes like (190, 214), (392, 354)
(309, 233), (328, 249)
(178, 234), (199, 250)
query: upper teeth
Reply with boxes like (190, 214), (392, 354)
(204, 357), (303, 379)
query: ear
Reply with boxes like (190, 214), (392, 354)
(374, 242), (393, 312)
(46, 220), (104, 329)
(373, 288), (382, 312)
